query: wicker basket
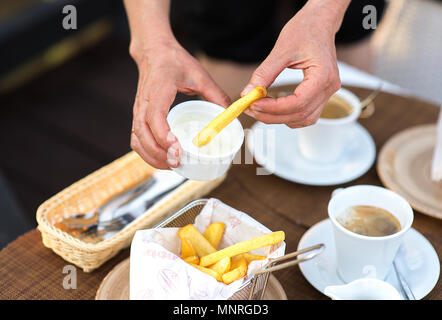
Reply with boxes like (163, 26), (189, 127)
(36, 152), (226, 272)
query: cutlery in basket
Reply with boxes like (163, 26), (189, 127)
(58, 170), (186, 240)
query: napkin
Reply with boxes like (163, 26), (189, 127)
(129, 198), (286, 300)
(431, 109), (442, 181)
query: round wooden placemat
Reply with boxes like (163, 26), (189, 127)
(96, 258), (287, 300)
(377, 124), (442, 219)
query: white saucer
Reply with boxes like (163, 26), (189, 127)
(297, 219), (440, 299)
(246, 122), (376, 186)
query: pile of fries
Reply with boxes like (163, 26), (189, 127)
(178, 223), (285, 285)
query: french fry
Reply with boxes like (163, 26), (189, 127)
(178, 224), (216, 257)
(243, 252), (266, 264)
(190, 263), (222, 282)
(181, 239), (196, 258)
(200, 231), (284, 267)
(204, 222), (225, 249)
(209, 256), (231, 275)
(230, 254), (245, 269)
(222, 255), (247, 285)
(183, 255), (200, 265)
(193, 87), (267, 146)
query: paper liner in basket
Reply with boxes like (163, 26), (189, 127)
(130, 198), (286, 300)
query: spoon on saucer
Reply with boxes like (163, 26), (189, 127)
(359, 84), (382, 118)
(393, 260), (416, 300)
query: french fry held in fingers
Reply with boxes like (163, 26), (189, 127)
(181, 239), (196, 258)
(209, 256), (231, 275)
(190, 263), (222, 282)
(243, 252), (266, 264)
(222, 254), (247, 285)
(178, 224), (216, 257)
(204, 222), (225, 249)
(200, 231), (285, 267)
(183, 255), (200, 265)
(193, 86), (267, 147)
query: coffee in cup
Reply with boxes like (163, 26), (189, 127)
(336, 205), (401, 237)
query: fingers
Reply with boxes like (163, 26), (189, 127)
(246, 63), (340, 128)
(132, 80), (181, 169)
(286, 105), (324, 129)
(241, 52), (287, 97)
(290, 65), (340, 112)
(130, 133), (170, 170)
(251, 98), (326, 127)
(251, 65), (340, 116)
(144, 82), (178, 150)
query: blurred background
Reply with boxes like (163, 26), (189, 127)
(0, 0), (441, 248)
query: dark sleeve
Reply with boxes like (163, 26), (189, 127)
(170, 0), (279, 63)
(335, 0), (387, 45)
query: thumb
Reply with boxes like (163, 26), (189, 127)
(241, 53), (286, 96)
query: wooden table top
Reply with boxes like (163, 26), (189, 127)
(0, 87), (440, 300)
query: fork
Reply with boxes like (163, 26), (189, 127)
(61, 178), (156, 230)
(76, 213), (136, 238)
(71, 180), (184, 238)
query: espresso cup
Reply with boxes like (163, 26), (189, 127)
(297, 88), (361, 163)
(328, 185), (413, 283)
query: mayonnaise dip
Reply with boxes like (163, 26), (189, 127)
(171, 112), (241, 156)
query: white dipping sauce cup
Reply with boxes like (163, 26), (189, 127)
(328, 185), (413, 283)
(297, 88), (361, 163)
(167, 100), (244, 181)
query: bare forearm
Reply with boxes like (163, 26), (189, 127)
(123, 0), (175, 59)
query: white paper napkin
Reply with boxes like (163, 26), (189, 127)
(431, 109), (442, 181)
(129, 198), (286, 300)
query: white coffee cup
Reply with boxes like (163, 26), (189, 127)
(328, 185), (413, 283)
(297, 88), (361, 163)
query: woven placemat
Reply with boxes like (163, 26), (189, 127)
(0, 230), (128, 300)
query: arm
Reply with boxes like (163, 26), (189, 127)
(124, 0), (230, 169)
(242, 0), (350, 128)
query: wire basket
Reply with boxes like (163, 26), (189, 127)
(156, 199), (324, 300)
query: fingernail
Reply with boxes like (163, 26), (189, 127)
(170, 142), (181, 158)
(167, 148), (179, 161)
(166, 132), (178, 144)
(167, 142), (181, 167)
(241, 84), (254, 97)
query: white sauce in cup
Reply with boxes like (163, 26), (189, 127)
(171, 113), (241, 156)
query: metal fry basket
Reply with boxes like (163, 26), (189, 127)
(155, 199), (324, 300)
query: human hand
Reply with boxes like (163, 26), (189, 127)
(242, 1), (348, 128)
(130, 40), (231, 169)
